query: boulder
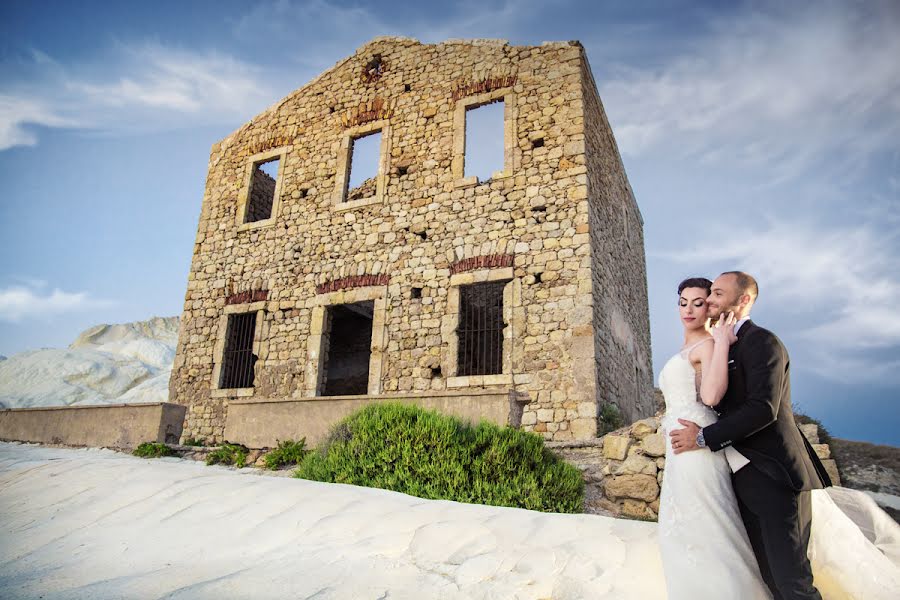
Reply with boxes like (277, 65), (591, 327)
(799, 424), (820, 444)
(605, 474), (659, 502)
(630, 417), (659, 440)
(821, 459), (842, 486)
(812, 444), (831, 460)
(615, 453), (657, 476)
(622, 499), (654, 520)
(641, 433), (666, 457)
(603, 434), (631, 460)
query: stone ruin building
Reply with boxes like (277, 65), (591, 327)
(169, 37), (653, 448)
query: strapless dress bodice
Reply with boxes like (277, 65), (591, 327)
(658, 346), (719, 432)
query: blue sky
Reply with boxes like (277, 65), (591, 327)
(1, 0), (898, 444)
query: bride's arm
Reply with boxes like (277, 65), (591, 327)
(696, 339), (729, 406)
(696, 313), (738, 406)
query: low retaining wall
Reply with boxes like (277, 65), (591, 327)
(225, 390), (522, 448)
(549, 416), (841, 520)
(0, 403), (186, 449)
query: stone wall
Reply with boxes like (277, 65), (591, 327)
(580, 56), (654, 424)
(549, 412), (841, 519)
(224, 389), (519, 449)
(245, 167), (277, 222)
(170, 37), (653, 444)
(0, 403), (186, 450)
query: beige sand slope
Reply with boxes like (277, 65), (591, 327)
(0, 442), (665, 600)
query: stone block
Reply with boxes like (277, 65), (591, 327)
(569, 418), (596, 439)
(605, 474), (659, 502)
(603, 434), (631, 460)
(615, 453), (657, 476)
(821, 459), (842, 486)
(641, 433), (666, 457)
(812, 444), (831, 460)
(799, 423), (820, 444)
(621, 499), (654, 520)
(630, 417), (659, 440)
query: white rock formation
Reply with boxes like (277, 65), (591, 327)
(0, 316), (178, 409)
(0, 442), (666, 600)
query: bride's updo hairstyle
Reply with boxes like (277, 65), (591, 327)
(677, 277), (712, 297)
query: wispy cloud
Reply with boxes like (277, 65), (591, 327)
(0, 43), (281, 151)
(600, 1), (900, 182)
(0, 94), (78, 150)
(656, 218), (900, 382)
(0, 284), (115, 322)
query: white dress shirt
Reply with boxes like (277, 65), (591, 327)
(723, 317), (751, 472)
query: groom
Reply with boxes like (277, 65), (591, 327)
(669, 271), (832, 600)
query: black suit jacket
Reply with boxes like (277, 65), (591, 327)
(702, 320), (831, 492)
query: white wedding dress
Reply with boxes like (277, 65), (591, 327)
(657, 340), (900, 600)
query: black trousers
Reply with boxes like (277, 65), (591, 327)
(732, 464), (821, 600)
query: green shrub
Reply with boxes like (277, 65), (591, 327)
(182, 437), (206, 447)
(262, 438), (309, 470)
(295, 403), (584, 513)
(598, 402), (624, 436)
(133, 442), (178, 458)
(206, 443), (249, 468)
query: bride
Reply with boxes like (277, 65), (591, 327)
(657, 276), (900, 599)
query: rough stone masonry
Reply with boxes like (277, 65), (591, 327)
(169, 37), (653, 445)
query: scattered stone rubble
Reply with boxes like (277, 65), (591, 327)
(549, 411), (841, 520)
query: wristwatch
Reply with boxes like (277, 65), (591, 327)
(696, 429), (707, 448)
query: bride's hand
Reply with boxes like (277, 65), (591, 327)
(711, 311), (738, 346)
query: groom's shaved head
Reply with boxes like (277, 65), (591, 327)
(720, 271), (759, 302)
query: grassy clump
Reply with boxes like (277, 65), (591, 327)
(133, 442), (178, 458)
(295, 403), (584, 513)
(182, 437), (206, 447)
(794, 412), (833, 445)
(598, 402), (624, 436)
(206, 443), (249, 468)
(262, 438), (310, 470)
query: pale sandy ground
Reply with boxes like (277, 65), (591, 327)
(0, 442), (667, 600)
(3, 443), (898, 600)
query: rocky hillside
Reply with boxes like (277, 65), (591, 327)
(831, 438), (900, 521)
(0, 316), (179, 409)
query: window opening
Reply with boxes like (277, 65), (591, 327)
(245, 158), (279, 223)
(345, 131), (381, 202)
(464, 100), (504, 182)
(457, 281), (507, 376)
(320, 301), (374, 396)
(220, 312), (257, 388)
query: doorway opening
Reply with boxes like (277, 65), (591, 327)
(320, 301), (374, 396)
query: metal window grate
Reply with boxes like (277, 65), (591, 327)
(457, 281), (507, 376)
(220, 312), (257, 389)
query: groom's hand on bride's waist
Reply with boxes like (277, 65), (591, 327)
(670, 419), (702, 454)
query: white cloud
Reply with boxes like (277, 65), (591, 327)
(0, 43), (282, 150)
(600, 1), (900, 181)
(0, 285), (115, 323)
(67, 44), (274, 115)
(0, 95), (78, 151)
(656, 218), (900, 382)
